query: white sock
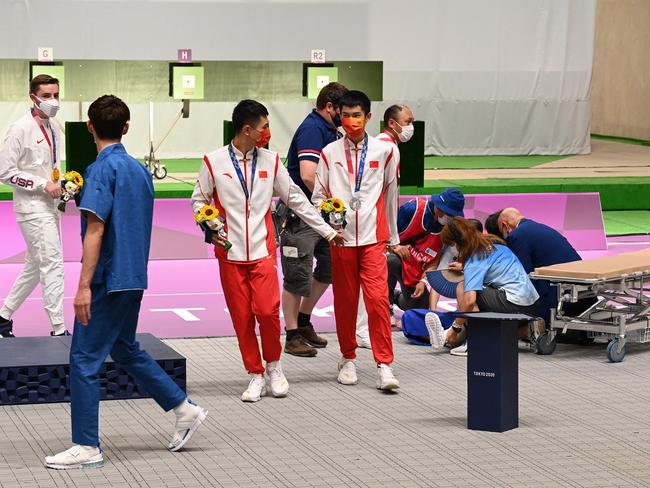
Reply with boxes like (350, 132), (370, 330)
(76, 444), (100, 455)
(0, 308), (13, 322)
(52, 323), (66, 335)
(173, 398), (194, 418)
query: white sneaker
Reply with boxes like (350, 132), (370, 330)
(425, 312), (447, 352)
(356, 333), (372, 349)
(390, 308), (403, 330)
(168, 398), (208, 452)
(241, 374), (267, 402)
(45, 445), (103, 470)
(376, 363), (400, 390)
(337, 359), (358, 385)
(450, 341), (468, 356)
(266, 361), (289, 397)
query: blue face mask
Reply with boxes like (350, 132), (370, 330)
(332, 113), (342, 128)
(438, 214), (451, 225)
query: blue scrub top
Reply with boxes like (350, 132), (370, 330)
(464, 244), (539, 306)
(79, 143), (154, 292)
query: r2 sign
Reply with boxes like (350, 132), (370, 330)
(311, 49), (326, 64)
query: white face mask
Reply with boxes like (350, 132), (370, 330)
(438, 214), (451, 225)
(33, 95), (60, 118)
(396, 123), (414, 143)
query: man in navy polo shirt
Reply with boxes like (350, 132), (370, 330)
(45, 95), (207, 470)
(280, 82), (348, 357)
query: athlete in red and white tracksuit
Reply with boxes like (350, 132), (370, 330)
(312, 133), (399, 365)
(191, 144), (337, 375)
(355, 130), (401, 341)
(0, 109), (64, 335)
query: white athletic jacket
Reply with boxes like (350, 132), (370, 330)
(0, 110), (61, 220)
(312, 134), (399, 247)
(376, 130), (401, 177)
(192, 144), (336, 263)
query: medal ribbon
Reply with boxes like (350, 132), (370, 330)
(343, 134), (368, 196)
(228, 144), (258, 213)
(31, 109), (56, 165)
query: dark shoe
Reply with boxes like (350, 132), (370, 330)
(298, 324), (328, 348)
(51, 330), (71, 337)
(284, 335), (317, 357)
(0, 319), (15, 338)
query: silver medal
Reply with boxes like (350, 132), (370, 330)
(349, 196), (361, 211)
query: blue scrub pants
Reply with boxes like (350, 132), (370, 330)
(70, 283), (186, 447)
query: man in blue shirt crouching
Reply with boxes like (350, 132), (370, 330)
(45, 95), (207, 470)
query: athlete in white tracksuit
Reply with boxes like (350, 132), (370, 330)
(0, 76), (66, 337)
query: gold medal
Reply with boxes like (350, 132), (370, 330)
(52, 168), (60, 182)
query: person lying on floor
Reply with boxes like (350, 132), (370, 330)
(425, 217), (539, 356)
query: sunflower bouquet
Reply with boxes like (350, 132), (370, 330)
(194, 204), (232, 250)
(319, 197), (347, 229)
(57, 171), (84, 212)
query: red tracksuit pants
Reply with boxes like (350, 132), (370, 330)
(330, 242), (394, 364)
(218, 257), (282, 374)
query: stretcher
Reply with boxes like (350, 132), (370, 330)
(530, 248), (650, 362)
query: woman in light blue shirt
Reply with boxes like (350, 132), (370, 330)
(434, 217), (539, 352)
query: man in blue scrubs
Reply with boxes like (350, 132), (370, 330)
(45, 95), (207, 470)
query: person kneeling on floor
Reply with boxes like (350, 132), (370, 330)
(425, 217), (539, 356)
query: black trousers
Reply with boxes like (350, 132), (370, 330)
(387, 253), (430, 311)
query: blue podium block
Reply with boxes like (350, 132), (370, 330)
(0, 333), (186, 406)
(453, 312), (533, 433)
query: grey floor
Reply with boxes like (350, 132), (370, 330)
(1, 332), (649, 488)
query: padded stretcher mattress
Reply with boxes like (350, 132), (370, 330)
(533, 248), (650, 280)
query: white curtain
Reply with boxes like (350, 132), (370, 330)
(1, 0), (596, 156)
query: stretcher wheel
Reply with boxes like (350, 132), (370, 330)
(153, 165), (167, 180)
(535, 331), (556, 355)
(606, 339), (626, 363)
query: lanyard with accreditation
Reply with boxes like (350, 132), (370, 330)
(343, 134), (368, 211)
(228, 144), (258, 217)
(31, 109), (57, 166)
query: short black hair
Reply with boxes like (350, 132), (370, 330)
(30, 74), (59, 94)
(88, 95), (130, 140)
(383, 104), (404, 127)
(484, 210), (503, 237)
(232, 99), (269, 133)
(339, 90), (371, 115)
(316, 82), (348, 110)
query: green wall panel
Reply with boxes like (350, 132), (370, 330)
(0, 59), (382, 102)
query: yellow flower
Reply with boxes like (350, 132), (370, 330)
(199, 205), (219, 220)
(64, 171), (84, 188)
(52, 168), (60, 182)
(319, 200), (334, 213)
(330, 197), (345, 212)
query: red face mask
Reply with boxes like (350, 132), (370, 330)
(254, 127), (271, 148)
(341, 116), (365, 139)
